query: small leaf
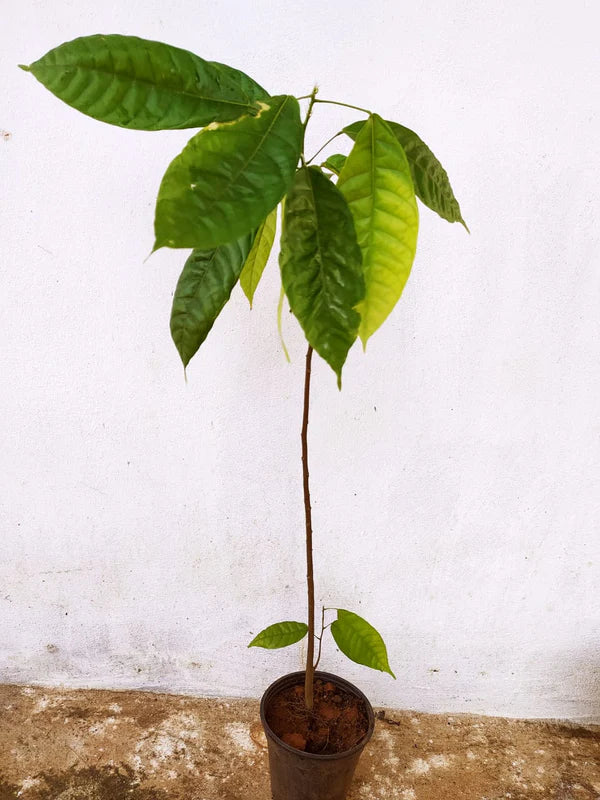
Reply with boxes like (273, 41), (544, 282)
(154, 95), (302, 250)
(279, 165), (364, 387)
(170, 233), (254, 367)
(331, 609), (395, 678)
(239, 208), (277, 307)
(337, 114), (419, 346)
(321, 153), (347, 176)
(22, 34), (268, 131)
(248, 621), (308, 649)
(344, 119), (466, 229)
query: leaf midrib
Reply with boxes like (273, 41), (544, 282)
(305, 168), (338, 324)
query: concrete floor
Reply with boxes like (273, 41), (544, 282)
(0, 684), (599, 799)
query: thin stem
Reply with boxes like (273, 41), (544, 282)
(302, 345), (315, 710)
(313, 606), (326, 671)
(306, 132), (343, 166)
(314, 98), (372, 116)
(296, 94), (313, 101)
(300, 87), (319, 165)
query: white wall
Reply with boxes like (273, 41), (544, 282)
(2, 0), (599, 722)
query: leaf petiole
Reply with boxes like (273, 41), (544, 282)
(300, 86), (319, 161)
(314, 98), (372, 115)
(313, 606), (334, 670)
(306, 132), (343, 166)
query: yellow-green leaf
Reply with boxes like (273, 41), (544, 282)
(337, 114), (419, 346)
(277, 283), (291, 362)
(239, 209), (277, 307)
(248, 621), (308, 649)
(344, 119), (466, 229)
(331, 609), (395, 678)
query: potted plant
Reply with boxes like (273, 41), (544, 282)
(20, 34), (466, 800)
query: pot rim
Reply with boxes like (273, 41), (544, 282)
(259, 669), (375, 761)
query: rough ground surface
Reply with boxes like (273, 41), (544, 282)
(0, 684), (598, 799)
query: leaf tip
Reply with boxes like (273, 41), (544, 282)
(144, 243), (160, 264)
(459, 218), (470, 234)
(172, 340), (190, 372)
(18, 63), (31, 72)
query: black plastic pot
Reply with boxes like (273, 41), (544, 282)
(260, 670), (375, 800)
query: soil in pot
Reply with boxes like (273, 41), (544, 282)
(265, 677), (370, 755)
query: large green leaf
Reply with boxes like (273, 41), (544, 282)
(170, 233), (254, 367)
(208, 59), (268, 102)
(331, 609), (395, 678)
(248, 621), (308, 649)
(344, 119), (466, 229)
(239, 208), (277, 307)
(337, 114), (419, 346)
(20, 34), (268, 131)
(154, 95), (302, 250)
(279, 166), (364, 387)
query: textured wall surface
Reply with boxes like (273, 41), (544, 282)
(1, 0), (599, 721)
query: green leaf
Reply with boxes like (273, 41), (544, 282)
(279, 166), (364, 387)
(208, 59), (268, 102)
(321, 153), (347, 176)
(337, 114), (419, 347)
(344, 119), (467, 229)
(170, 233), (254, 367)
(22, 34), (269, 131)
(331, 609), (395, 678)
(154, 95), (302, 250)
(239, 208), (277, 307)
(248, 621), (308, 649)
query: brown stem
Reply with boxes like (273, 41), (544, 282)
(302, 345), (315, 710)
